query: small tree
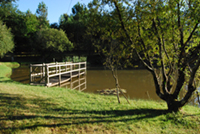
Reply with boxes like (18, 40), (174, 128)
(0, 21), (14, 57)
(86, 1), (132, 103)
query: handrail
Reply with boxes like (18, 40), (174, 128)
(30, 62), (86, 87)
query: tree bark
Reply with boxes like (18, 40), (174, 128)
(167, 98), (181, 112)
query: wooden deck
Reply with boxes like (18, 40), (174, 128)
(30, 62), (86, 87)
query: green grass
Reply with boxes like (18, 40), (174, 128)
(0, 62), (199, 134)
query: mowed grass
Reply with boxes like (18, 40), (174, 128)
(0, 62), (199, 134)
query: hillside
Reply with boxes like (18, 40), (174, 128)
(0, 62), (199, 134)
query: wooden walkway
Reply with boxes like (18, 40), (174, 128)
(30, 62), (86, 87)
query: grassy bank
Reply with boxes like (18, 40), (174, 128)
(0, 62), (199, 134)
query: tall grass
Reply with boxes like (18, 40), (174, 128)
(0, 62), (199, 134)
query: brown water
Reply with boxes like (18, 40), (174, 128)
(11, 66), (160, 100)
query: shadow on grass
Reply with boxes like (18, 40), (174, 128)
(0, 92), (190, 131)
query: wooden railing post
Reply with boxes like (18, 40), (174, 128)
(59, 65), (61, 86)
(65, 61), (67, 71)
(56, 62), (58, 73)
(70, 63), (72, 89)
(45, 65), (49, 87)
(79, 63), (80, 77)
(84, 62), (86, 75)
(43, 63), (45, 77)
(29, 64), (32, 84)
(79, 76), (80, 91)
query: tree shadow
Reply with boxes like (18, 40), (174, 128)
(0, 92), (168, 131)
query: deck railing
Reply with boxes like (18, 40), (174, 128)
(30, 62), (86, 87)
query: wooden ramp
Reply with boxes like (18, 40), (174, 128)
(30, 62), (86, 87)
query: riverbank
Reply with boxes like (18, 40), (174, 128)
(0, 62), (199, 133)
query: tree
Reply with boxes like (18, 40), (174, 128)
(24, 10), (40, 52)
(86, 0), (133, 103)
(0, 2), (31, 52)
(36, 28), (73, 60)
(36, 1), (49, 28)
(59, 3), (93, 53)
(50, 23), (59, 29)
(0, 0), (17, 3)
(92, 0), (200, 112)
(0, 20), (14, 57)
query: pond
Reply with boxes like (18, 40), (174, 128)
(11, 66), (160, 100)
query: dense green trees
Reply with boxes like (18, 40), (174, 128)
(0, 21), (14, 57)
(59, 3), (93, 53)
(36, 28), (73, 60)
(0, 1), (72, 59)
(0, 1), (38, 52)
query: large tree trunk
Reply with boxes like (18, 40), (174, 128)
(166, 95), (182, 112)
(167, 101), (181, 112)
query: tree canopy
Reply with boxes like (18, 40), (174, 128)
(36, 28), (73, 53)
(36, 1), (49, 28)
(0, 21), (14, 57)
(87, 0), (200, 112)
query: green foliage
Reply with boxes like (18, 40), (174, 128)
(0, 21), (14, 57)
(36, 28), (73, 53)
(0, 2), (40, 52)
(63, 56), (87, 62)
(36, 1), (49, 28)
(86, 0), (135, 69)
(59, 3), (93, 52)
(0, 0), (16, 3)
(25, 10), (39, 35)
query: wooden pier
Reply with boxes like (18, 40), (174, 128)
(30, 62), (86, 87)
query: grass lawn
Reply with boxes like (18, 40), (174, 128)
(0, 62), (199, 134)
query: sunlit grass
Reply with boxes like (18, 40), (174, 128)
(0, 62), (199, 133)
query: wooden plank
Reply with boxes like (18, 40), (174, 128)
(60, 81), (70, 87)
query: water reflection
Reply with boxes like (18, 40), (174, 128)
(60, 76), (86, 91)
(85, 69), (160, 100)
